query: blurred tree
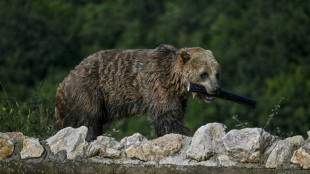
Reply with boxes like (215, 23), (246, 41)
(261, 63), (310, 136)
(0, 0), (81, 99)
(0, 0), (309, 139)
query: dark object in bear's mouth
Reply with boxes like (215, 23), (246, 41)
(187, 82), (257, 108)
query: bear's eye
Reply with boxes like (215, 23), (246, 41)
(200, 72), (209, 79)
(216, 72), (220, 80)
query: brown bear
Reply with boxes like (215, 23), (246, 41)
(55, 45), (221, 141)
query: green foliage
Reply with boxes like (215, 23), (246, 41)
(264, 97), (285, 131)
(0, 81), (57, 139)
(0, 0), (309, 139)
(102, 117), (154, 141)
(232, 115), (248, 129)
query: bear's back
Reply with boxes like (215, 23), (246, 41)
(56, 45), (178, 122)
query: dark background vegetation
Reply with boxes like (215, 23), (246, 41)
(0, 0), (309, 140)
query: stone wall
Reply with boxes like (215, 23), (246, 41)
(1, 123), (310, 173)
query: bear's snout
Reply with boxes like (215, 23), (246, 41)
(204, 83), (221, 95)
(212, 86), (221, 95)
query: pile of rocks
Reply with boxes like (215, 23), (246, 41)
(1, 123), (310, 170)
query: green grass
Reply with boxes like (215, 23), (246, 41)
(232, 97), (293, 139)
(0, 80), (295, 140)
(0, 81), (154, 141)
(0, 81), (58, 140)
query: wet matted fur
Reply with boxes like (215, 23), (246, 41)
(55, 45), (221, 141)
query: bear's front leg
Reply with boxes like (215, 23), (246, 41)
(150, 109), (193, 137)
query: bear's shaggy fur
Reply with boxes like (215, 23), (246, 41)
(56, 45), (221, 140)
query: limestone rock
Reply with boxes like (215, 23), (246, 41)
(308, 131), (310, 140)
(289, 135), (304, 146)
(186, 123), (227, 161)
(305, 140), (310, 149)
(125, 134), (184, 161)
(120, 133), (147, 147)
(20, 137), (44, 159)
(218, 154), (237, 167)
(0, 132), (28, 143)
(266, 135), (304, 168)
(46, 126), (88, 160)
(87, 136), (123, 158)
(0, 138), (14, 161)
(223, 128), (276, 163)
(159, 136), (192, 166)
(291, 140), (310, 169)
(261, 139), (279, 163)
(291, 147), (310, 169)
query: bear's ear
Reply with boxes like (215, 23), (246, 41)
(178, 48), (191, 65)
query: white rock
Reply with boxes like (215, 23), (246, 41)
(223, 128), (276, 163)
(262, 139), (279, 162)
(266, 135), (304, 168)
(218, 154), (237, 167)
(0, 138), (14, 161)
(125, 134), (184, 161)
(159, 136), (192, 166)
(186, 123), (227, 161)
(20, 137), (44, 159)
(0, 132), (28, 143)
(86, 136), (123, 158)
(291, 147), (310, 169)
(120, 133), (147, 147)
(197, 159), (219, 167)
(290, 139), (310, 169)
(305, 140), (310, 149)
(289, 135), (304, 146)
(46, 126), (88, 160)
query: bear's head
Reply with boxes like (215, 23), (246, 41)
(177, 47), (221, 103)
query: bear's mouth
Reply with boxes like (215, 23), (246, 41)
(192, 92), (214, 103)
(203, 95), (214, 103)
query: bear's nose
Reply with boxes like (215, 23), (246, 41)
(213, 86), (221, 94)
